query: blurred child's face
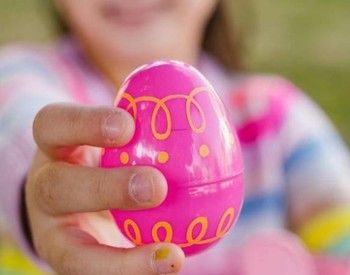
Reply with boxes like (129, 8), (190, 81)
(58, 0), (219, 77)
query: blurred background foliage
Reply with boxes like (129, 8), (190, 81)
(0, 0), (349, 146)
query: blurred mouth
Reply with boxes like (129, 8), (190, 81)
(101, 1), (168, 27)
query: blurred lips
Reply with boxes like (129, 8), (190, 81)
(101, 1), (167, 27)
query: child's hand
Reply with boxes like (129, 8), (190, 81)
(25, 103), (184, 275)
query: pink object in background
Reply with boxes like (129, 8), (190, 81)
(242, 231), (317, 275)
(314, 255), (350, 275)
(241, 231), (350, 275)
(101, 60), (244, 256)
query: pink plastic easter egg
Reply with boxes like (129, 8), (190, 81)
(101, 60), (244, 256)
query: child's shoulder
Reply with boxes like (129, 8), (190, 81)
(227, 74), (304, 142)
(0, 42), (53, 61)
(0, 42), (59, 75)
(230, 74), (302, 102)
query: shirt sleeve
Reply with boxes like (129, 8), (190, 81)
(229, 74), (350, 256)
(280, 81), (350, 254)
(0, 45), (71, 269)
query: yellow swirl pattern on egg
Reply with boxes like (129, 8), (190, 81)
(121, 86), (212, 140)
(123, 207), (235, 248)
(152, 221), (173, 243)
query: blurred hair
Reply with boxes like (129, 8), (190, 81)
(203, 0), (246, 72)
(49, 0), (246, 72)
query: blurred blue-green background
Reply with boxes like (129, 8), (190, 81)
(0, 0), (349, 144)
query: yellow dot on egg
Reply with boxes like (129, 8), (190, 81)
(199, 144), (210, 158)
(158, 151), (169, 164)
(120, 152), (129, 165)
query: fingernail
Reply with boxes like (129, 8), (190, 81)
(104, 112), (125, 141)
(153, 247), (177, 275)
(129, 173), (154, 204)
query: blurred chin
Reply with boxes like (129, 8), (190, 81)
(96, 31), (187, 68)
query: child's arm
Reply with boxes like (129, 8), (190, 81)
(281, 86), (350, 256)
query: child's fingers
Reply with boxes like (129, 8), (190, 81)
(33, 102), (135, 160)
(30, 163), (167, 214)
(40, 226), (185, 275)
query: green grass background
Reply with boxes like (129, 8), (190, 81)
(0, 0), (349, 144)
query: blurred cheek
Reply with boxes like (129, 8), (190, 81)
(56, 0), (99, 37)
